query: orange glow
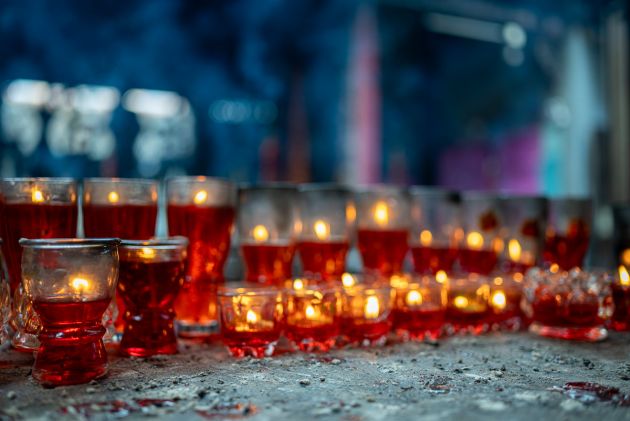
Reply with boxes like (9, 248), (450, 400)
(313, 220), (330, 241)
(453, 295), (469, 309)
(193, 190), (208, 204)
(139, 247), (156, 259)
(246, 309), (258, 324)
(31, 189), (44, 203)
(405, 290), (422, 306)
(252, 225), (269, 242)
(293, 278), (304, 290)
(107, 191), (119, 204)
(436, 270), (448, 284)
(342, 273), (356, 288)
(466, 232), (484, 250)
(71, 277), (91, 293)
(365, 296), (380, 319)
(305, 305), (316, 320)
(373, 201), (389, 227)
(508, 239), (522, 261)
(619, 265), (630, 287)
(549, 263), (559, 273)
(491, 291), (506, 310)
(420, 230), (433, 246)
(622, 249), (630, 266)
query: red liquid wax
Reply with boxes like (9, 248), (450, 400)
(83, 204), (157, 239)
(339, 317), (391, 345)
(241, 244), (295, 285)
(1, 202), (78, 292)
(168, 205), (234, 331)
(221, 328), (282, 358)
(118, 258), (185, 357)
(297, 241), (349, 280)
(411, 246), (457, 274)
(357, 229), (409, 276)
(458, 248), (498, 275)
(392, 306), (445, 340)
(284, 323), (340, 352)
(611, 283), (630, 331)
(32, 297), (110, 386)
(445, 296), (490, 335)
(543, 222), (590, 270)
(531, 288), (601, 328)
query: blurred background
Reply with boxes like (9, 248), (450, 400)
(0, 0), (628, 264)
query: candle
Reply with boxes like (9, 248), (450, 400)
(611, 266), (630, 331)
(488, 274), (525, 331)
(445, 275), (491, 335)
(458, 231), (499, 275)
(543, 198), (592, 270)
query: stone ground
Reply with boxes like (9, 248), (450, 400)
(1, 332), (630, 420)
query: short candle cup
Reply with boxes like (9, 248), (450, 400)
(20, 238), (119, 387)
(338, 274), (394, 347)
(445, 274), (491, 335)
(522, 268), (613, 341)
(0, 178), (78, 351)
(296, 185), (352, 281)
(488, 273), (525, 332)
(459, 192), (502, 275)
(167, 176), (237, 339)
(543, 198), (592, 271)
(611, 266), (630, 331)
(218, 283), (284, 358)
(355, 186), (410, 276)
(409, 187), (460, 275)
(390, 273), (447, 341)
(283, 279), (340, 352)
(238, 185), (298, 285)
(118, 237), (188, 357)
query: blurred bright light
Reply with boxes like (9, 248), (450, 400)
(4, 79), (50, 107)
(209, 99), (277, 124)
(503, 22), (527, 49)
(122, 89), (183, 118)
(70, 85), (120, 113)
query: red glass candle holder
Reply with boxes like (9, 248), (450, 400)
(238, 185), (297, 285)
(445, 274), (491, 335)
(522, 268), (613, 341)
(283, 279), (339, 352)
(0, 178), (78, 351)
(543, 198), (592, 270)
(355, 186), (410, 276)
(611, 266), (630, 331)
(20, 238), (119, 386)
(0, 241), (9, 345)
(338, 274), (393, 346)
(459, 192), (502, 275)
(296, 185), (351, 281)
(118, 237), (187, 357)
(167, 176), (237, 339)
(218, 283), (283, 358)
(488, 273), (525, 331)
(409, 187), (460, 275)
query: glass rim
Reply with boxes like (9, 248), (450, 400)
(460, 190), (501, 201)
(239, 182), (297, 193)
(353, 184), (408, 195)
(83, 177), (158, 186)
(409, 186), (458, 199)
(165, 175), (235, 187)
(218, 282), (282, 296)
(120, 236), (188, 250)
(548, 196), (592, 204)
(298, 183), (351, 194)
(0, 177), (76, 185)
(19, 237), (120, 249)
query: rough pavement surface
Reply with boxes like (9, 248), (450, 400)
(1, 333), (630, 420)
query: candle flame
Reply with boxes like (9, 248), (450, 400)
(622, 249), (630, 266)
(194, 190), (208, 205)
(453, 295), (469, 309)
(71, 277), (91, 292)
(466, 232), (484, 250)
(508, 239), (522, 261)
(405, 290), (422, 306)
(491, 290), (506, 310)
(364, 296), (380, 319)
(252, 225), (269, 242)
(107, 191), (119, 204)
(549, 263), (559, 273)
(619, 265), (630, 286)
(293, 278), (304, 290)
(420, 230), (432, 247)
(31, 189), (44, 203)
(314, 220), (330, 241)
(346, 203), (356, 224)
(342, 273), (356, 288)
(374, 201), (389, 227)
(436, 270), (448, 284)
(246, 309), (258, 324)
(305, 305), (316, 319)
(139, 247), (156, 259)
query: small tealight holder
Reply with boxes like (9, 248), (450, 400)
(611, 266), (630, 331)
(296, 185), (352, 281)
(488, 273), (525, 331)
(390, 273), (447, 340)
(355, 186), (410, 276)
(218, 283), (284, 357)
(409, 187), (460, 275)
(283, 278), (340, 352)
(118, 238), (188, 357)
(445, 274), (491, 335)
(338, 273), (394, 346)
(459, 192), (502, 275)
(238, 185), (298, 285)
(543, 198), (592, 270)
(522, 268), (613, 341)
(20, 238), (119, 386)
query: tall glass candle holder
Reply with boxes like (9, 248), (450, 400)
(20, 238), (119, 386)
(167, 176), (237, 339)
(283, 279), (339, 352)
(543, 198), (592, 270)
(118, 237), (187, 357)
(238, 185), (297, 285)
(409, 187), (460, 275)
(355, 186), (410, 276)
(296, 185), (352, 281)
(459, 192), (502, 275)
(611, 266), (630, 331)
(218, 283), (283, 358)
(390, 273), (447, 340)
(445, 274), (491, 335)
(522, 268), (613, 341)
(0, 178), (78, 351)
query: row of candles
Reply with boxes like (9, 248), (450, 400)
(0, 176), (627, 388)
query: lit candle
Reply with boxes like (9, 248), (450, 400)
(304, 304), (317, 320)
(342, 272), (357, 288)
(619, 265), (630, 287)
(194, 189), (208, 205)
(252, 225), (269, 242)
(490, 290), (507, 310)
(364, 295), (380, 319)
(467, 231), (484, 250)
(420, 230), (432, 247)
(313, 219), (330, 241)
(435, 270), (448, 284)
(373, 201), (389, 228)
(31, 189), (44, 203)
(71, 276), (92, 296)
(453, 295), (469, 309)
(508, 239), (521, 262)
(405, 290), (422, 306)
(107, 191), (119, 204)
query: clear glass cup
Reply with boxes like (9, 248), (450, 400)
(487, 272), (525, 331)
(543, 198), (592, 270)
(0, 241), (10, 345)
(166, 176), (237, 338)
(355, 186), (410, 276)
(296, 185), (352, 281)
(118, 237), (188, 357)
(409, 187), (460, 275)
(459, 192), (502, 275)
(238, 185), (298, 285)
(445, 273), (491, 335)
(21, 238), (119, 386)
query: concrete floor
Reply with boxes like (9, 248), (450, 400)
(1, 332), (630, 420)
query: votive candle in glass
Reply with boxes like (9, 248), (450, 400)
(488, 273), (525, 331)
(459, 192), (502, 275)
(118, 237), (187, 357)
(355, 186), (410, 276)
(611, 266), (630, 331)
(167, 176), (237, 338)
(296, 185), (352, 281)
(283, 279), (339, 352)
(445, 274), (491, 335)
(390, 273), (447, 340)
(238, 185), (297, 285)
(409, 187), (460, 275)
(20, 238), (119, 386)
(543, 198), (592, 270)
(218, 283), (283, 358)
